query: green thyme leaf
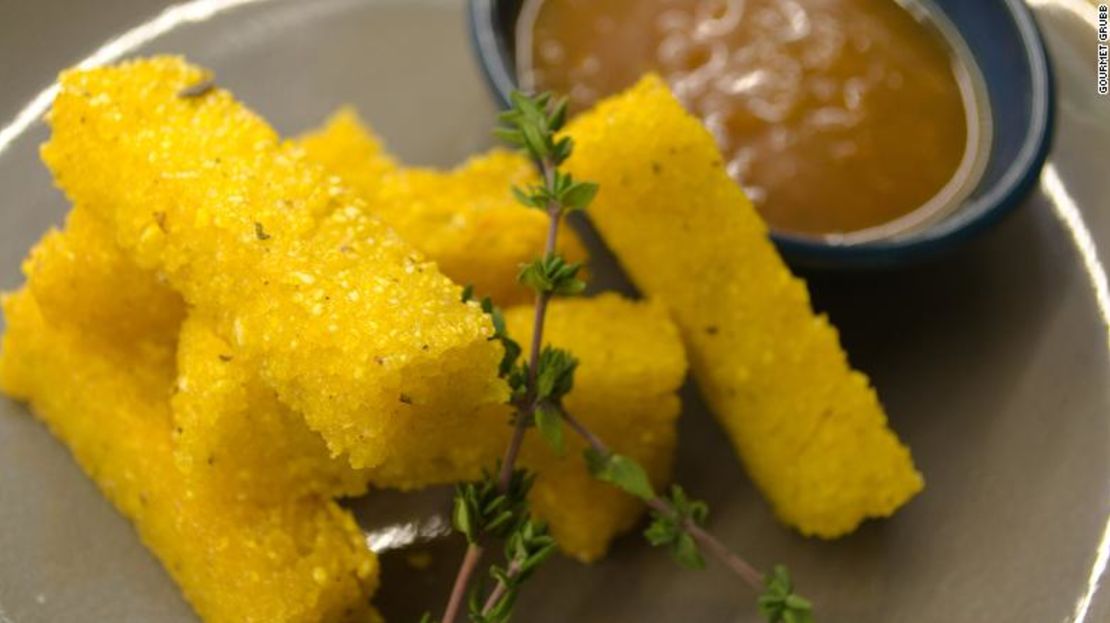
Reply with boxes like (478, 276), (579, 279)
(478, 296), (522, 378)
(498, 91), (575, 170)
(560, 180), (598, 212)
(511, 91), (545, 126)
(534, 347), (578, 402)
(492, 127), (524, 147)
(505, 519), (556, 581)
(533, 402), (564, 454)
(758, 565), (814, 623)
(644, 515), (679, 546)
(506, 362), (528, 401)
(511, 185), (537, 208)
(583, 448), (655, 501)
(785, 594), (813, 611)
(520, 122), (548, 160)
(452, 470), (534, 544)
(518, 254), (585, 296)
(553, 275), (586, 296)
(672, 531), (706, 570)
(511, 181), (557, 210)
(499, 339), (523, 379)
(547, 97), (569, 132)
(481, 298), (504, 334)
(452, 484), (479, 543)
(518, 260), (552, 293)
(669, 485), (709, 526)
(552, 136), (574, 165)
(642, 486), (715, 569)
(470, 520), (555, 623)
(497, 107), (521, 124)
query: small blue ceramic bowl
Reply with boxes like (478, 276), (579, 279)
(467, 0), (1055, 268)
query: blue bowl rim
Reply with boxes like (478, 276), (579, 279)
(466, 0), (1056, 267)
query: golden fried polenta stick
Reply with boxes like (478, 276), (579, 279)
(565, 75), (923, 538)
(41, 57), (505, 470)
(0, 241), (378, 623)
(296, 109), (588, 306)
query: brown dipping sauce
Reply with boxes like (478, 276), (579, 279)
(518, 0), (990, 240)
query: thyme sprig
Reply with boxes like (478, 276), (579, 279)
(432, 91), (813, 623)
(438, 92), (577, 623)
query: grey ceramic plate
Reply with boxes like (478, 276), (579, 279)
(0, 1), (1107, 621)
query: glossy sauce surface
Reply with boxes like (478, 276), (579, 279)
(519, 0), (986, 239)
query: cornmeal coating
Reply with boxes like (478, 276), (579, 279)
(172, 306), (509, 493)
(0, 232), (378, 622)
(173, 314), (371, 503)
(565, 75), (923, 538)
(40, 57), (506, 470)
(297, 109), (588, 306)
